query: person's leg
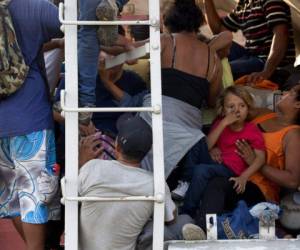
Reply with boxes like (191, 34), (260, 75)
(230, 55), (265, 80)
(181, 138), (214, 182)
(164, 214), (195, 241)
(12, 217), (25, 241)
(136, 215), (195, 249)
(195, 177), (235, 230)
(237, 181), (266, 207)
(181, 164), (234, 217)
(11, 130), (60, 250)
(228, 42), (249, 61)
(78, 0), (102, 107)
(22, 223), (46, 250)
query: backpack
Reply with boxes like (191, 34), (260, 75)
(0, 0), (29, 100)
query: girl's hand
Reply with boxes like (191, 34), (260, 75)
(209, 147), (223, 164)
(221, 112), (240, 126)
(235, 139), (256, 166)
(229, 176), (247, 194)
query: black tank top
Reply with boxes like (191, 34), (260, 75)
(161, 34), (210, 109)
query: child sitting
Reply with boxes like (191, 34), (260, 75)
(181, 86), (265, 217)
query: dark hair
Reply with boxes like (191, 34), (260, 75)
(163, 0), (204, 33)
(117, 139), (148, 162)
(130, 25), (150, 41)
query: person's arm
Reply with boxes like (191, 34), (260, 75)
(236, 129), (300, 189)
(43, 38), (64, 52)
(207, 50), (223, 107)
(203, 0), (228, 34)
(260, 129), (300, 189)
(208, 31), (233, 52)
(207, 113), (239, 150)
(230, 149), (265, 193)
(208, 31), (233, 59)
(246, 24), (289, 82)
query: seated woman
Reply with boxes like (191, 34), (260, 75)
(182, 84), (300, 237)
(101, 0), (229, 178)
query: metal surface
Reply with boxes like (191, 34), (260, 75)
(63, 0), (79, 249)
(59, 3), (149, 26)
(62, 0), (164, 249)
(166, 239), (300, 250)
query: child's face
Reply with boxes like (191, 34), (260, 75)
(223, 93), (248, 123)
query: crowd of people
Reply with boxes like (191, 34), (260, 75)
(0, 0), (300, 249)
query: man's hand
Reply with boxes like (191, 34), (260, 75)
(245, 70), (271, 84)
(79, 134), (103, 168)
(235, 139), (256, 165)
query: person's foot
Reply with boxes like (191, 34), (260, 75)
(182, 223), (206, 241)
(96, 0), (119, 46)
(171, 181), (189, 201)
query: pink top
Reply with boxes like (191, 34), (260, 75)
(210, 120), (265, 175)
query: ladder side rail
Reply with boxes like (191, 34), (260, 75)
(64, 1), (79, 250)
(149, 1), (165, 250)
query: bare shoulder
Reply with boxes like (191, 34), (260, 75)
(284, 127), (300, 149)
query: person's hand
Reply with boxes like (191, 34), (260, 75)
(229, 176), (247, 194)
(235, 139), (255, 166)
(209, 147), (223, 164)
(79, 121), (97, 137)
(245, 70), (271, 85)
(79, 134), (103, 167)
(221, 111), (240, 126)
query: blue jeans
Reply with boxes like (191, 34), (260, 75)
(181, 138), (214, 182)
(181, 163), (235, 218)
(78, 0), (129, 106)
(229, 42), (265, 80)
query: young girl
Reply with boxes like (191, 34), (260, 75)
(182, 86), (265, 217)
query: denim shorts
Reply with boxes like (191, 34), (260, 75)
(0, 130), (60, 224)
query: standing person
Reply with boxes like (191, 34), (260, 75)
(0, 0), (63, 249)
(203, 0), (295, 82)
(78, 0), (129, 124)
(181, 86), (265, 217)
(182, 84), (300, 239)
(78, 116), (194, 250)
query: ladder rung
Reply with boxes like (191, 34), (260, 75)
(60, 90), (161, 114)
(63, 195), (158, 202)
(59, 3), (151, 26)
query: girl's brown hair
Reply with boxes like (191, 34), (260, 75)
(216, 86), (254, 119)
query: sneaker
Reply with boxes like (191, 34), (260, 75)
(182, 223), (206, 241)
(96, 0), (119, 46)
(171, 181), (189, 201)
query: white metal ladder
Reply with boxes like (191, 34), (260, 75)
(59, 1), (165, 249)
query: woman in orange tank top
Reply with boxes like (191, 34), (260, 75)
(192, 85), (300, 233)
(237, 84), (300, 203)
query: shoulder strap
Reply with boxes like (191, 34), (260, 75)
(252, 113), (277, 125)
(170, 33), (176, 68)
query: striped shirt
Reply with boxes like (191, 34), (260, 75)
(222, 0), (295, 65)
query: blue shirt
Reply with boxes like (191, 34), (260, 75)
(0, 0), (63, 137)
(92, 71), (146, 134)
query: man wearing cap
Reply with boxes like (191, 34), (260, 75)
(77, 116), (194, 250)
